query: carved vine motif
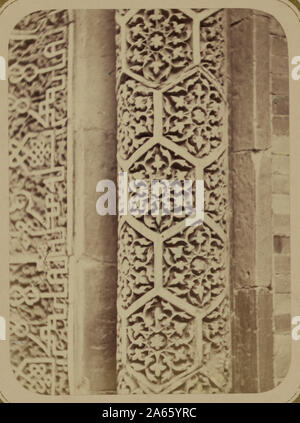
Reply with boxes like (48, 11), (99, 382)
(163, 224), (226, 308)
(118, 223), (154, 308)
(127, 298), (195, 385)
(117, 78), (154, 159)
(8, 10), (71, 395)
(116, 8), (230, 394)
(125, 9), (193, 84)
(200, 10), (226, 84)
(128, 144), (195, 232)
(163, 70), (224, 158)
(204, 152), (227, 232)
(170, 298), (231, 393)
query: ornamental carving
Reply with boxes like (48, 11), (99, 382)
(116, 9), (231, 394)
(163, 224), (226, 308)
(118, 223), (154, 308)
(8, 10), (72, 395)
(117, 78), (154, 159)
(125, 10), (193, 84)
(128, 144), (195, 232)
(127, 297), (195, 385)
(162, 70), (225, 158)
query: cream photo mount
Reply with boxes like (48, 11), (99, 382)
(0, 0), (299, 403)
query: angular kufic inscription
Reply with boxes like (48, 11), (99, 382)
(8, 10), (72, 395)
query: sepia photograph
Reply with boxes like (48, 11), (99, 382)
(3, 5), (294, 399)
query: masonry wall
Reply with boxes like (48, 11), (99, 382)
(228, 9), (291, 392)
(269, 17), (291, 386)
(229, 9), (273, 393)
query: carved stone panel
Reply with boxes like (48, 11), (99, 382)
(116, 9), (231, 394)
(8, 10), (72, 395)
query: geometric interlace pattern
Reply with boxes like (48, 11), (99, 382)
(116, 9), (231, 394)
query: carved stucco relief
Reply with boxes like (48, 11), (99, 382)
(8, 10), (73, 395)
(116, 9), (231, 394)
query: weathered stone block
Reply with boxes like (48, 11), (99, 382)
(271, 74), (289, 96)
(233, 288), (273, 392)
(274, 254), (291, 275)
(271, 135), (289, 155)
(272, 174), (289, 194)
(256, 152), (272, 286)
(73, 10), (117, 131)
(272, 116), (289, 136)
(273, 214), (290, 235)
(273, 235), (290, 254)
(74, 260), (117, 394)
(76, 129), (118, 262)
(271, 35), (288, 57)
(254, 14), (271, 150)
(232, 289), (258, 392)
(275, 274), (291, 293)
(272, 95), (289, 115)
(231, 153), (255, 287)
(274, 293), (291, 315)
(272, 155), (289, 175)
(275, 314), (291, 332)
(229, 12), (270, 151)
(272, 194), (290, 215)
(229, 16), (254, 152)
(257, 288), (274, 392)
(271, 54), (289, 75)
(231, 151), (272, 288)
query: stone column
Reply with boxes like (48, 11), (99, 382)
(72, 10), (118, 394)
(115, 9), (231, 394)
